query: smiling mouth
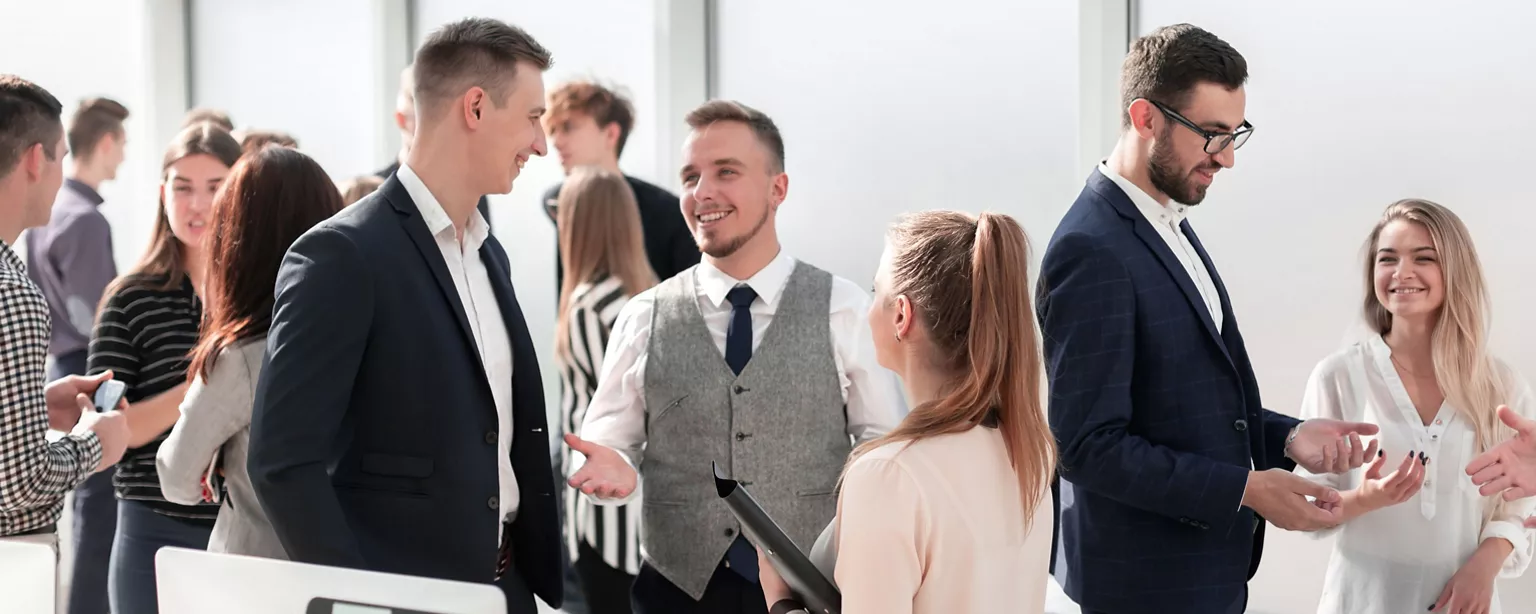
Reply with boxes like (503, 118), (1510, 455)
(189, 220), (206, 229)
(696, 210), (732, 224)
(1390, 288), (1425, 294)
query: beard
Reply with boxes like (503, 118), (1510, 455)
(1148, 130), (1217, 206)
(698, 201), (772, 259)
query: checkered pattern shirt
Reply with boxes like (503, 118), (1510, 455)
(0, 239), (102, 536)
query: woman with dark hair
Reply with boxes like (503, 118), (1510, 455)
(156, 146), (343, 562)
(86, 123), (241, 614)
(759, 211), (1057, 614)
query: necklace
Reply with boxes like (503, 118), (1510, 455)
(1391, 353), (1433, 379)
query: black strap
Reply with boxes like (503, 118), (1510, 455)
(769, 599), (809, 614)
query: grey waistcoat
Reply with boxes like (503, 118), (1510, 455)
(641, 260), (850, 600)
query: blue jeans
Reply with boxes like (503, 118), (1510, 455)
(107, 500), (212, 614)
(50, 350), (116, 614)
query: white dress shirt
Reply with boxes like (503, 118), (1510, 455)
(1099, 163), (1223, 332)
(576, 250), (907, 505)
(1296, 336), (1536, 614)
(397, 165), (519, 535)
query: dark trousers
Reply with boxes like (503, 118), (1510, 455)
(50, 350), (116, 614)
(108, 500), (212, 614)
(631, 561), (765, 614)
(555, 451), (590, 614)
(1082, 589), (1246, 614)
(576, 541), (636, 614)
(493, 554), (537, 614)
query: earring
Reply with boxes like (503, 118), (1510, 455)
(894, 332), (902, 343)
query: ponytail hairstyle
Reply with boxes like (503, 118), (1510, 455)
(846, 210), (1055, 526)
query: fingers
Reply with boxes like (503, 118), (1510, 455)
(1524, 515), (1536, 529)
(1503, 486), (1530, 502)
(1364, 447), (1389, 480)
(74, 393), (93, 411)
(1430, 582), (1453, 612)
(1469, 460), (1506, 486)
(1292, 473), (1341, 503)
(1321, 438), (1339, 473)
(1497, 404), (1532, 435)
(1466, 448), (1501, 476)
(562, 432), (591, 454)
(1478, 476), (1515, 498)
(1363, 438), (1380, 460)
(1347, 433), (1365, 469)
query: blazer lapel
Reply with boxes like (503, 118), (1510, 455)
(480, 241), (542, 419)
(1089, 171), (1232, 364)
(1181, 221), (1241, 357)
(383, 180), (486, 375)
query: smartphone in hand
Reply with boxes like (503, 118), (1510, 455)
(93, 379), (127, 413)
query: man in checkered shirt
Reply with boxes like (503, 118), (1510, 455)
(0, 74), (128, 545)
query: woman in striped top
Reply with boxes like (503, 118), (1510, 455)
(86, 124), (242, 614)
(556, 166), (660, 614)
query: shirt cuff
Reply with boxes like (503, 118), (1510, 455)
(67, 431), (103, 475)
(1481, 519), (1534, 578)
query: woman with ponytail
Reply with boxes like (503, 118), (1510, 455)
(1296, 199), (1535, 614)
(758, 211), (1056, 614)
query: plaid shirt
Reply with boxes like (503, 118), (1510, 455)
(0, 239), (101, 536)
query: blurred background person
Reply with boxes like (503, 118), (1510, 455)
(554, 166), (658, 614)
(181, 107), (234, 132)
(236, 129), (298, 157)
(0, 74), (129, 554)
(157, 146), (343, 561)
(24, 94), (130, 614)
(88, 123), (241, 614)
(1296, 199), (1535, 614)
(337, 174), (384, 207)
(541, 80), (697, 290)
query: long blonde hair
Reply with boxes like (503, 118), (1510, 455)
(554, 166), (658, 361)
(846, 210), (1055, 528)
(1364, 199), (1510, 517)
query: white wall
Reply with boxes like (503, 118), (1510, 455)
(189, 0), (402, 182)
(1134, 2), (1536, 612)
(0, 0), (181, 273)
(712, 0), (1083, 291)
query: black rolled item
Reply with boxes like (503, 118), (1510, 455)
(712, 462), (841, 614)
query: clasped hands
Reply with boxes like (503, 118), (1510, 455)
(1243, 418), (1380, 531)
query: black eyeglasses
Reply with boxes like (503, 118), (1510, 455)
(1146, 99), (1254, 155)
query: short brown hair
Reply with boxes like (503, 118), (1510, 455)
(1120, 24), (1247, 129)
(413, 18), (553, 117)
(684, 100), (785, 173)
(238, 130), (298, 156)
(68, 97), (129, 162)
(0, 75), (64, 175)
(183, 107), (235, 132)
(546, 81), (636, 156)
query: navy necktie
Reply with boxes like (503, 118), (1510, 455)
(722, 284), (760, 581)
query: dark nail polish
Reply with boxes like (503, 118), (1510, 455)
(1379, 449), (1385, 458)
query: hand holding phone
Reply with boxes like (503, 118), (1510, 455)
(93, 379), (127, 413)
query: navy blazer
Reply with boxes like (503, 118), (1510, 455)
(1037, 169), (1300, 613)
(248, 176), (561, 612)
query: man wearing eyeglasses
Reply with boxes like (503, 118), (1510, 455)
(1035, 24), (1379, 614)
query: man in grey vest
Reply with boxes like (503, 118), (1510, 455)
(564, 100), (904, 614)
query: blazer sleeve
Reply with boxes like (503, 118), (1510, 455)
(158, 346), (255, 505)
(248, 226), (372, 570)
(1037, 232), (1250, 532)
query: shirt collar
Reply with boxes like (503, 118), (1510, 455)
(1099, 161), (1191, 227)
(696, 249), (796, 309)
(64, 178), (104, 206)
(0, 239), (24, 274)
(396, 163), (489, 250)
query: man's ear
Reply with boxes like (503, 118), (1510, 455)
(23, 142), (46, 179)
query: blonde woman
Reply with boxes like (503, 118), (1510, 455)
(555, 165), (658, 614)
(1298, 200), (1535, 614)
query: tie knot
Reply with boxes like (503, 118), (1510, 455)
(727, 285), (758, 309)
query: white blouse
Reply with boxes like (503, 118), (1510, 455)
(1296, 336), (1536, 614)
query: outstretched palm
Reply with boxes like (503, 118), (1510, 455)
(564, 433), (638, 499)
(1466, 405), (1536, 519)
(1288, 419), (1381, 474)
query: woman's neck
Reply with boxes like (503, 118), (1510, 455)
(901, 363), (959, 408)
(182, 248), (206, 296)
(1384, 316), (1436, 371)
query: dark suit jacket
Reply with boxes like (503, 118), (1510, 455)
(542, 175), (699, 293)
(248, 176), (561, 611)
(1036, 169), (1299, 614)
(377, 161), (492, 229)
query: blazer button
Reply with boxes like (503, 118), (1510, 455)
(487, 496), (500, 510)
(724, 527), (736, 538)
(1233, 419), (1248, 432)
(484, 431), (497, 445)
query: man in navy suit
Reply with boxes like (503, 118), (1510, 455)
(1037, 24), (1379, 614)
(249, 18), (561, 612)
